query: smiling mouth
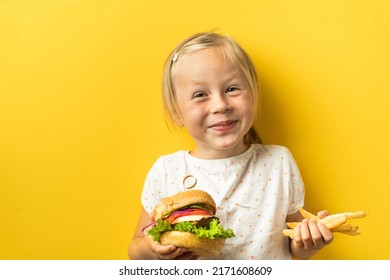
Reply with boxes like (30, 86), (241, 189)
(209, 120), (238, 129)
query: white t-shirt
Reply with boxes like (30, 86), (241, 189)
(141, 144), (305, 259)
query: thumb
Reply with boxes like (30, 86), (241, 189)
(317, 210), (330, 219)
(148, 211), (155, 222)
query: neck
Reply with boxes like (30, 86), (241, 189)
(190, 144), (250, 160)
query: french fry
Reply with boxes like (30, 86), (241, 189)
(299, 208), (319, 221)
(343, 211), (367, 219)
(283, 229), (295, 239)
(332, 223), (353, 232)
(319, 213), (348, 230)
(348, 226), (359, 232)
(339, 229), (361, 236)
(283, 208), (367, 239)
(286, 222), (299, 229)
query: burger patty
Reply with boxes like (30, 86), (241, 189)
(195, 216), (219, 228)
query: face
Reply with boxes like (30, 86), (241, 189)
(172, 47), (255, 159)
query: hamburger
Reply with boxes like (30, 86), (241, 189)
(142, 189), (235, 256)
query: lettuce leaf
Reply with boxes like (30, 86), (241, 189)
(148, 218), (235, 242)
(147, 219), (173, 241)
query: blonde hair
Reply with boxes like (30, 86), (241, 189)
(162, 32), (261, 144)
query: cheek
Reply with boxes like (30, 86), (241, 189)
(186, 112), (206, 128)
(235, 97), (255, 117)
(247, 104), (256, 120)
(246, 108), (256, 127)
(178, 104), (204, 125)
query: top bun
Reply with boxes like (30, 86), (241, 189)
(154, 190), (216, 220)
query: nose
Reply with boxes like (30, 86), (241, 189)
(211, 94), (231, 114)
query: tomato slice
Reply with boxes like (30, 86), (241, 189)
(164, 209), (212, 223)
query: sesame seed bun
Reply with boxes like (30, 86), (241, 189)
(153, 189), (217, 220)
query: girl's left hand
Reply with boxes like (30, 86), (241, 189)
(293, 210), (334, 251)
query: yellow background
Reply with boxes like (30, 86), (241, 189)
(1, 0), (389, 260)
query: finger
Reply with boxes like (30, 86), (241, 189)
(293, 222), (304, 248)
(147, 211), (156, 223)
(317, 210), (329, 219)
(159, 248), (189, 260)
(317, 221), (334, 245)
(299, 219), (315, 249)
(173, 251), (197, 260)
(308, 219), (325, 248)
(154, 244), (177, 255)
(190, 255), (201, 260)
(154, 243), (184, 259)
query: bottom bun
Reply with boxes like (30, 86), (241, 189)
(160, 231), (225, 256)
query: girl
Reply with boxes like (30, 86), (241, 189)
(128, 32), (333, 260)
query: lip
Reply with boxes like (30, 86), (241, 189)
(208, 120), (238, 131)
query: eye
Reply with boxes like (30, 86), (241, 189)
(192, 92), (208, 99)
(226, 86), (239, 93)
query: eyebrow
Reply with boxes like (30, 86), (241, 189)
(188, 71), (243, 85)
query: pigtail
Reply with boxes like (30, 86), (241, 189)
(244, 127), (262, 144)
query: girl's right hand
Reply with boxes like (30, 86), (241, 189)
(129, 208), (200, 260)
(146, 236), (199, 260)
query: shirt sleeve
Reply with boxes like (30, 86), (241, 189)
(141, 157), (166, 214)
(286, 148), (305, 215)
